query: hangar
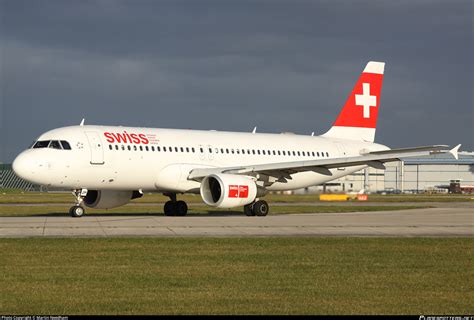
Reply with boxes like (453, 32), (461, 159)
(298, 151), (474, 194)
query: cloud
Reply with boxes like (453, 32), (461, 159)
(1, 0), (472, 161)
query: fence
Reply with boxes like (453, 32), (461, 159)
(0, 164), (39, 191)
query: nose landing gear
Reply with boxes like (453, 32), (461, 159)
(70, 189), (87, 217)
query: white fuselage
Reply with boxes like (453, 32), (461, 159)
(13, 125), (388, 193)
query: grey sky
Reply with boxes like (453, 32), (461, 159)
(1, 0), (472, 162)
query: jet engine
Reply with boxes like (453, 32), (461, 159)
(83, 190), (143, 209)
(200, 174), (258, 208)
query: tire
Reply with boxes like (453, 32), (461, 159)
(253, 200), (269, 216)
(176, 201), (188, 216)
(244, 204), (255, 216)
(70, 206), (84, 218)
(164, 201), (176, 216)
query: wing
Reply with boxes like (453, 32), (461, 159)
(188, 144), (460, 182)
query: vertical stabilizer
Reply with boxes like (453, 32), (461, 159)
(322, 61), (385, 142)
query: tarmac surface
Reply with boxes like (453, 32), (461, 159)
(0, 206), (472, 237)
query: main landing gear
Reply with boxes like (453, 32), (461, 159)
(163, 193), (188, 216)
(70, 189), (87, 218)
(244, 200), (269, 217)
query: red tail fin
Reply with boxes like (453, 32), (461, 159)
(323, 61), (385, 142)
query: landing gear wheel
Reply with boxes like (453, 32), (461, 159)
(244, 204), (255, 216)
(253, 200), (269, 216)
(164, 201), (177, 216)
(176, 201), (188, 216)
(70, 206), (85, 218)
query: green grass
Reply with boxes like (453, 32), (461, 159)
(0, 204), (431, 217)
(0, 190), (471, 204)
(0, 238), (472, 315)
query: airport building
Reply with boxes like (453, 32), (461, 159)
(1, 151), (474, 193)
(296, 151), (474, 194)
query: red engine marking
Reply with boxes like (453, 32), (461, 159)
(228, 185), (249, 198)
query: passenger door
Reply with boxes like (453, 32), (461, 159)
(85, 131), (105, 165)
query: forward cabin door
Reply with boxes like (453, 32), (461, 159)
(85, 131), (105, 165)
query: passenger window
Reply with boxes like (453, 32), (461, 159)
(60, 141), (72, 150)
(231, 149), (235, 154)
(200, 147), (203, 153)
(273, 150), (276, 155)
(252, 150), (255, 155)
(312, 152), (315, 157)
(109, 145), (112, 150)
(226, 149), (229, 153)
(181, 147), (184, 152)
(122, 145), (125, 151)
(209, 148), (212, 153)
(157, 146), (161, 151)
(257, 150), (260, 155)
(186, 147), (189, 152)
(326, 152), (329, 157)
(151, 146), (154, 151)
(115, 145), (118, 150)
(282, 151), (286, 156)
(175, 147), (178, 152)
(140, 146), (143, 151)
(191, 147), (195, 153)
(262, 150), (266, 155)
(134, 146), (137, 151)
(128, 146), (131, 151)
(236, 149), (240, 154)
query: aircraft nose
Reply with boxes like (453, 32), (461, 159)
(12, 151), (36, 182)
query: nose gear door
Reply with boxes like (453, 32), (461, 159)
(85, 131), (105, 165)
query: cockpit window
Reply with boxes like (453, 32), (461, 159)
(32, 140), (72, 150)
(33, 141), (50, 148)
(60, 141), (71, 150)
(49, 141), (62, 149)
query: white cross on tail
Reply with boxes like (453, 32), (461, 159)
(355, 83), (377, 118)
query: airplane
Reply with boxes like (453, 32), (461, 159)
(12, 61), (460, 217)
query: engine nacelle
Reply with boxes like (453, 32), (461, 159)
(83, 190), (142, 209)
(200, 174), (258, 208)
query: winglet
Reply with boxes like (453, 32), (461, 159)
(449, 144), (461, 160)
(252, 126), (257, 134)
(80, 118), (85, 126)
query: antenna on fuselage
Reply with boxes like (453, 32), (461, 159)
(252, 126), (257, 134)
(80, 118), (85, 126)
(311, 132), (314, 136)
